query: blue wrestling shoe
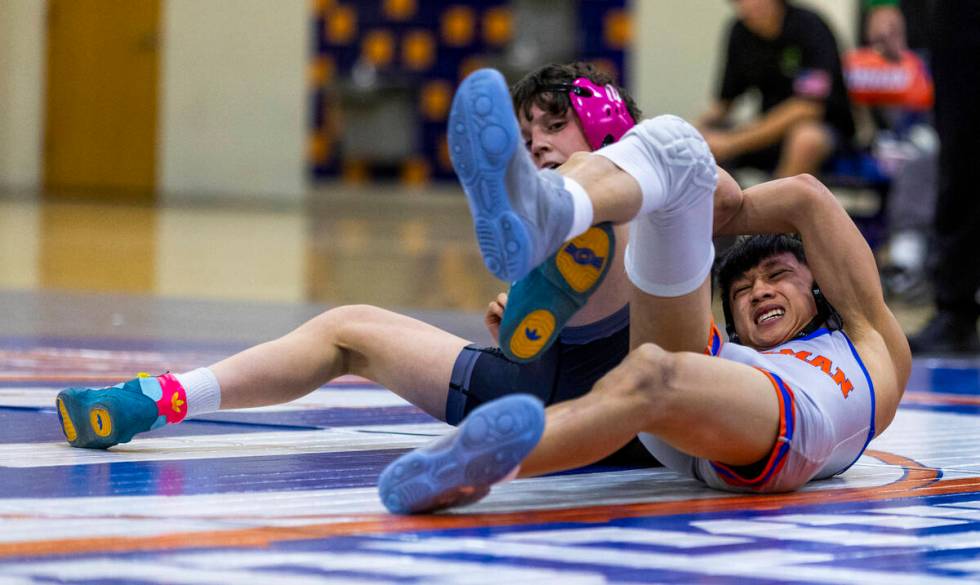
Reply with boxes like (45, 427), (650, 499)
(448, 68), (575, 282)
(378, 394), (545, 514)
(499, 223), (615, 362)
(56, 374), (185, 449)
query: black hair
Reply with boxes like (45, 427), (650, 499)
(510, 61), (642, 125)
(715, 234), (842, 343)
(716, 234), (807, 308)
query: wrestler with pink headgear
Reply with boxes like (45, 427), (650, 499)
(563, 77), (636, 149)
(487, 62), (641, 363)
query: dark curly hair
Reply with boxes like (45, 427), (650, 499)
(510, 62), (642, 125)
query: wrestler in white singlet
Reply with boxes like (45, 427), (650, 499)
(640, 326), (875, 493)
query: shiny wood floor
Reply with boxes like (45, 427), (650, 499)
(0, 185), (933, 341)
(0, 186), (502, 310)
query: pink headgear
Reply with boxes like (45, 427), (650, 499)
(544, 78), (636, 150)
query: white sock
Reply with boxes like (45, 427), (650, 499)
(562, 176), (594, 242)
(175, 367), (221, 418)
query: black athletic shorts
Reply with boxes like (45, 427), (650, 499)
(445, 314), (660, 468)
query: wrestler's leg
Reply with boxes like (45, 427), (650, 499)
(520, 114), (780, 474)
(560, 116), (718, 353)
(57, 305), (471, 449)
(211, 304), (469, 419)
(379, 342), (780, 513)
(478, 112), (719, 356)
(521, 120), (780, 475)
(774, 120), (833, 178)
(518, 345), (779, 477)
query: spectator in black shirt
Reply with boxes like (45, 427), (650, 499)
(698, 0), (855, 178)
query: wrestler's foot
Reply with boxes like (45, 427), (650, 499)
(56, 374), (188, 449)
(500, 223), (615, 362)
(448, 68), (575, 282)
(378, 394), (545, 514)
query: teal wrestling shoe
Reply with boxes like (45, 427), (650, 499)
(379, 394), (545, 514)
(499, 223), (615, 362)
(56, 373), (188, 449)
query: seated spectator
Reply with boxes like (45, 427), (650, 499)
(698, 0), (855, 178)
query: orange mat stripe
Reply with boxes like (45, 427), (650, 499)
(0, 449), (962, 559)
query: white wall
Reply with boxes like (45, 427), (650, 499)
(156, 207), (306, 301)
(0, 0), (309, 200)
(0, 201), (40, 288)
(1, 1), (857, 197)
(0, 0), (46, 192)
(632, 0), (858, 122)
(159, 0), (309, 202)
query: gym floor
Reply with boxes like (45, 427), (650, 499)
(1, 189), (978, 584)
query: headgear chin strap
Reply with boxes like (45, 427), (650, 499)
(541, 78), (636, 150)
(723, 285), (844, 345)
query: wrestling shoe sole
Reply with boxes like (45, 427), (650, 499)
(378, 394), (545, 514)
(448, 68), (530, 282)
(501, 223), (615, 362)
(56, 389), (119, 450)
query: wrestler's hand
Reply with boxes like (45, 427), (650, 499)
(484, 292), (508, 344)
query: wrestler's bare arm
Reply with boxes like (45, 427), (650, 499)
(716, 174), (879, 323)
(715, 173), (911, 421)
(712, 167), (744, 236)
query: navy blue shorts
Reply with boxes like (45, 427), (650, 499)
(445, 321), (660, 467)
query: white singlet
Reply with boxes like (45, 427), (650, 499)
(639, 327), (876, 493)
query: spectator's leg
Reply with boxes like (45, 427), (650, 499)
(774, 121), (833, 178)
